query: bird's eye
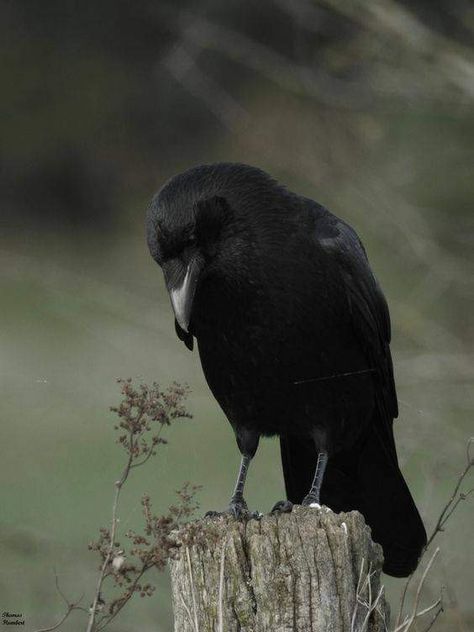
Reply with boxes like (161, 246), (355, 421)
(187, 233), (197, 245)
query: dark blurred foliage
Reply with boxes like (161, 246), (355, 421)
(2, 0), (472, 229)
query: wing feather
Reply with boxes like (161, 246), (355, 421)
(317, 215), (398, 424)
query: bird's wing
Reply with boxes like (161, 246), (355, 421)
(316, 213), (398, 424)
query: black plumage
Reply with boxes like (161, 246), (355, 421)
(146, 162), (427, 577)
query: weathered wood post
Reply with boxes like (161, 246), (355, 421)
(169, 506), (389, 631)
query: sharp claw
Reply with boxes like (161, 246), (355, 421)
(204, 510), (221, 518)
(205, 499), (259, 520)
(228, 499), (249, 519)
(271, 500), (294, 514)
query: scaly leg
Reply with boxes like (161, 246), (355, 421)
(228, 454), (252, 517)
(302, 451), (328, 506)
(207, 428), (260, 520)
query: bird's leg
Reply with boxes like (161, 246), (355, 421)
(206, 428), (260, 520)
(228, 454), (252, 517)
(302, 451), (328, 506)
(206, 455), (259, 519)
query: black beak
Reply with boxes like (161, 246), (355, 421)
(164, 256), (202, 333)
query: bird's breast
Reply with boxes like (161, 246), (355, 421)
(191, 261), (374, 441)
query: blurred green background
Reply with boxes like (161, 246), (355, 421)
(1, 1), (473, 630)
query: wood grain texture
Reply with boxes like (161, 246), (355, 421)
(169, 506), (388, 631)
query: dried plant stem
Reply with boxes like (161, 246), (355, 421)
(396, 571), (415, 630)
(396, 438), (473, 629)
(421, 604), (443, 632)
(34, 379), (194, 632)
(425, 438), (473, 550)
(351, 558), (366, 632)
(33, 571), (86, 632)
(351, 558), (385, 632)
(35, 607), (78, 632)
(95, 567), (148, 631)
(86, 433), (134, 632)
(394, 548), (440, 632)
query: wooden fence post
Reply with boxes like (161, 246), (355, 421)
(169, 506), (388, 631)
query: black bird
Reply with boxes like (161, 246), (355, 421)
(146, 162), (426, 577)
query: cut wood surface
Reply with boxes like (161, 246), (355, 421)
(169, 505), (388, 631)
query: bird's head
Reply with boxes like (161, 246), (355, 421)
(147, 194), (233, 334)
(146, 163), (296, 336)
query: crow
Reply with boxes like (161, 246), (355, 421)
(146, 162), (427, 577)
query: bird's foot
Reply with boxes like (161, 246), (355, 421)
(302, 494), (321, 508)
(271, 500), (294, 514)
(228, 498), (261, 520)
(205, 498), (261, 521)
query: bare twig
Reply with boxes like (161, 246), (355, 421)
(86, 435), (134, 632)
(351, 558), (367, 632)
(425, 437), (474, 550)
(396, 438), (473, 628)
(351, 559), (385, 632)
(34, 608), (78, 632)
(33, 571), (85, 632)
(130, 422), (165, 469)
(37, 380), (194, 632)
(415, 598), (442, 620)
(394, 548), (440, 632)
(95, 567), (148, 631)
(421, 604), (443, 632)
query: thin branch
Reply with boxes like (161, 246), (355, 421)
(396, 438), (473, 627)
(95, 566), (149, 631)
(426, 437), (473, 549)
(361, 584), (384, 632)
(421, 604), (443, 632)
(53, 570), (69, 608)
(351, 559), (385, 632)
(34, 607), (77, 632)
(396, 574), (413, 629)
(351, 558), (366, 632)
(33, 571), (85, 632)
(36, 380), (194, 632)
(439, 489), (474, 526)
(415, 598), (442, 619)
(393, 548), (440, 632)
(86, 432), (135, 632)
(129, 447), (155, 469)
(130, 423), (166, 469)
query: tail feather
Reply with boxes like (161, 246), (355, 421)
(280, 421), (427, 577)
